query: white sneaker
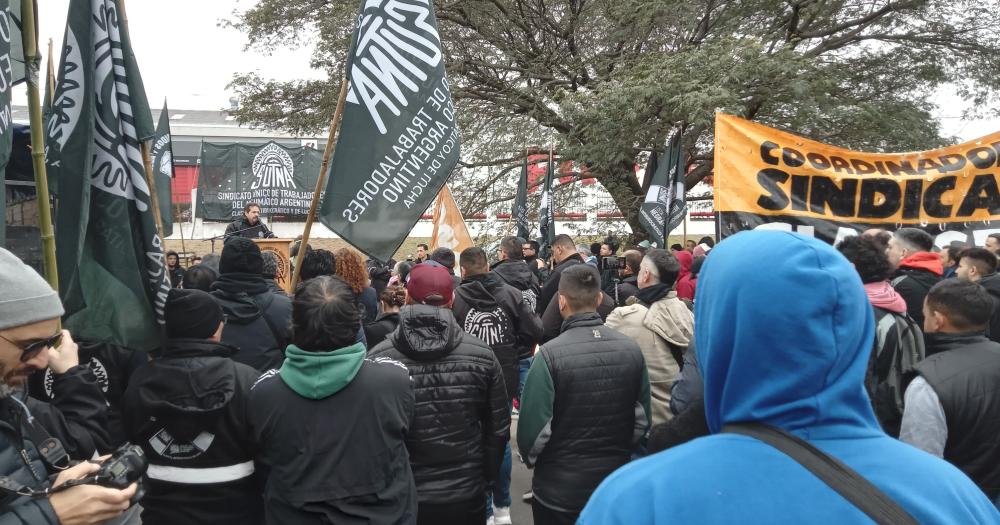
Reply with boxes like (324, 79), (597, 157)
(486, 517), (496, 525)
(493, 506), (512, 525)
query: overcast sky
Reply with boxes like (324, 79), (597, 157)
(18, 0), (998, 143)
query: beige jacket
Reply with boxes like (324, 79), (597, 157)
(605, 291), (694, 425)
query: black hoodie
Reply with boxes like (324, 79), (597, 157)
(977, 273), (1000, 344)
(492, 259), (541, 311)
(368, 305), (510, 505)
(453, 273), (542, 399)
(211, 273), (292, 371)
(123, 339), (263, 525)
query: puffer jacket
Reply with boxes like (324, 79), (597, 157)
(517, 312), (651, 514)
(453, 273), (543, 402)
(211, 273), (292, 371)
(368, 305), (510, 504)
(0, 394), (59, 524)
(605, 291), (694, 425)
(123, 339), (263, 525)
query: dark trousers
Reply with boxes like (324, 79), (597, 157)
(532, 501), (578, 525)
(417, 497), (486, 525)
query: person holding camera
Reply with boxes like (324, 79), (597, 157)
(605, 249), (694, 425)
(0, 247), (137, 524)
(123, 288), (263, 524)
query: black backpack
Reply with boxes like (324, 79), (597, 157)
(866, 309), (925, 437)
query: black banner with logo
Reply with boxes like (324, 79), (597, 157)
(196, 141), (323, 221)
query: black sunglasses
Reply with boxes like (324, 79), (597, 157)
(0, 331), (63, 362)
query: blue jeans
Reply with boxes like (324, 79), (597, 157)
(486, 442), (513, 516)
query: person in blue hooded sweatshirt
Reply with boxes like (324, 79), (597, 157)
(579, 230), (1000, 524)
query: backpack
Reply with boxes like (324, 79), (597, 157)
(866, 309), (925, 437)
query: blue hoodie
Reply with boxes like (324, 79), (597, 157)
(579, 231), (999, 524)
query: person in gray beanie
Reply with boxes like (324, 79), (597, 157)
(0, 247), (137, 524)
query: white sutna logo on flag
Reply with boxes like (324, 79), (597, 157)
(346, 0), (443, 135)
(250, 143), (296, 189)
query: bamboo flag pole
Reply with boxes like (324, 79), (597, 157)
(289, 78), (351, 291)
(21, 0), (57, 290)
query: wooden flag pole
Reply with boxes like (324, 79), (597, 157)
(117, 0), (166, 243)
(46, 38), (54, 107)
(290, 77), (350, 291)
(176, 203), (187, 256)
(141, 141), (167, 242)
(21, 0), (57, 290)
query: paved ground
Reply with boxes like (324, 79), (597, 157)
(506, 417), (534, 524)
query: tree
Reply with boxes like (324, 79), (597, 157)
(228, 0), (1000, 237)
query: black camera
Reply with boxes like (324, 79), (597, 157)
(94, 444), (148, 503)
(601, 256), (621, 272)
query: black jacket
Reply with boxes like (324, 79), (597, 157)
(224, 218), (275, 239)
(453, 273), (543, 403)
(211, 273), (292, 371)
(519, 312), (649, 513)
(615, 276), (640, 307)
(122, 339), (263, 525)
(917, 332), (1000, 500)
(891, 266), (940, 328)
(540, 288), (616, 343)
(23, 366), (110, 461)
(249, 351), (416, 524)
(977, 273), (1000, 344)
(28, 340), (146, 449)
(168, 266), (185, 289)
(368, 305), (510, 505)
(536, 254), (584, 316)
(0, 395), (59, 524)
(492, 259), (541, 311)
(364, 312), (400, 349)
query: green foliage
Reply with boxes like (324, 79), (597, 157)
(227, 0), (1000, 235)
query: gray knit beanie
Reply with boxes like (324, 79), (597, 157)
(0, 248), (64, 331)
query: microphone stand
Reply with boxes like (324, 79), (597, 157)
(206, 223), (273, 253)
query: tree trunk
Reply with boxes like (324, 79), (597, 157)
(598, 161), (646, 238)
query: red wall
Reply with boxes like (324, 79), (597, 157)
(171, 166), (199, 204)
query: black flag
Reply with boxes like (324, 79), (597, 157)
(152, 100), (174, 237)
(639, 131), (686, 247)
(513, 154), (529, 240)
(538, 148), (556, 253)
(317, 0), (460, 262)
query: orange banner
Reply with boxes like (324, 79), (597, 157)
(714, 113), (1000, 224)
(430, 184), (475, 262)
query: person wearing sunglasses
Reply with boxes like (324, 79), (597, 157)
(0, 247), (137, 525)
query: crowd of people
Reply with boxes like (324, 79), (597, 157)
(2, 204), (1000, 523)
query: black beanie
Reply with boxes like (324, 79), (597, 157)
(220, 237), (263, 274)
(165, 288), (224, 339)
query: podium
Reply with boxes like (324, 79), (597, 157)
(253, 239), (293, 293)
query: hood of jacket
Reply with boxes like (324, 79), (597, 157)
(898, 252), (944, 276)
(211, 273), (271, 322)
(694, 231), (879, 439)
(492, 259), (536, 291)
(977, 272), (1000, 297)
(279, 342), (366, 400)
(456, 273), (505, 311)
(644, 292), (694, 347)
(674, 250), (693, 281)
(134, 339), (243, 439)
(864, 281), (907, 314)
(390, 304), (464, 361)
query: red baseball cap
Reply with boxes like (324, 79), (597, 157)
(406, 263), (454, 306)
